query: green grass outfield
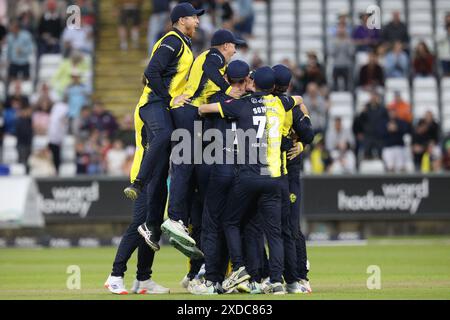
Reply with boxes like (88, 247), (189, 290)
(0, 237), (449, 300)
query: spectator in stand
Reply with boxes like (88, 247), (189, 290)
(2, 97), (22, 135)
(352, 12), (380, 52)
(115, 114), (134, 147)
(28, 146), (56, 177)
(329, 23), (354, 91)
(147, 0), (170, 53)
(75, 139), (89, 174)
(328, 12), (353, 38)
(65, 70), (90, 133)
(52, 50), (92, 97)
(61, 16), (94, 56)
(15, 105), (33, 170)
(380, 109), (410, 172)
(15, 0), (42, 25)
(329, 141), (356, 174)
(420, 140), (442, 172)
(116, 0), (143, 51)
(325, 117), (354, 152)
(384, 41), (409, 78)
(75, 105), (93, 139)
(30, 82), (59, 107)
(89, 100), (118, 138)
(309, 134), (332, 174)
(302, 82), (329, 134)
(358, 51), (384, 89)
(250, 51), (264, 70)
(380, 11), (410, 52)
(106, 139), (127, 176)
(412, 111), (440, 171)
(412, 41), (435, 77)
(47, 100), (68, 174)
(234, 0), (254, 37)
(17, 6), (36, 35)
(355, 90), (387, 159)
(437, 23), (450, 76)
(122, 146), (136, 176)
(37, 0), (64, 55)
(32, 98), (52, 136)
(387, 91), (412, 124)
(5, 80), (29, 108)
(299, 51), (327, 94)
(6, 20), (34, 80)
(210, 0), (234, 27)
(75, 0), (96, 26)
(0, 16), (6, 46)
(443, 139), (450, 171)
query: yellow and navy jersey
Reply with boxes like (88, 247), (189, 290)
(277, 94), (314, 174)
(129, 29), (193, 182)
(140, 28), (194, 107)
(183, 48), (232, 107)
(217, 92), (296, 178)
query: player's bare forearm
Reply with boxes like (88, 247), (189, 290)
(198, 102), (220, 116)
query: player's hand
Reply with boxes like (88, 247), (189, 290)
(228, 86), (244, 99)
(171, 94), (191, 107)
(287, 142), (304, 160)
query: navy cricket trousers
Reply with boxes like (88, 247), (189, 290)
(281, 174), (300, 283)
(287, 161), (308, 280)
(202, 169), (235, 283)
(223, 170), (284, 283)
(168, 104), (203, 224)
(111, 181), (167, 280)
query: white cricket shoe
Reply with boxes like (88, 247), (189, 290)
(263, 282), (286, 295)
(190, 280), (219, 295)
(104, 275), (128, 295)
(130, 279), (170, 294)
(286, 281), (309, 294)
(161, 219), (196, 247)
(299, 279), (312, 293)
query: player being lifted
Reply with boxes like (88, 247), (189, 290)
(105, 3), (204, 295)
(160, 29), (246, 259)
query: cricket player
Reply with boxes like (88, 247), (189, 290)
(123, 3), (205, 252)
(273, 64), (314, 293)
(190, 60), (251, 294)
(160, 29), (245, 258)
(197, 66), (304, 294)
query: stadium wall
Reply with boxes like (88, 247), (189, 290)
(1, 174), (450, 247)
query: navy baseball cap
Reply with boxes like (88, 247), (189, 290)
(272, 64), (292, 87)
(170, 2), (205, 24)
(227, 60), (250, 79)
(211, 29), (246, 46)
(253, 66), (275, 90)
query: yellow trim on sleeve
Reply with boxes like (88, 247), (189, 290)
(218, 103), (225, 118)
(225, 86), (232, 95)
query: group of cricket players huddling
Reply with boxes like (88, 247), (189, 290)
(104, 2), (314, 296)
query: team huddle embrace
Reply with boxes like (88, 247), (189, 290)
(104, 3), (314, 296)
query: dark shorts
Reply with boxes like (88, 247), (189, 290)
(8, 63), (30, 79)
(119, 8), (141, 26)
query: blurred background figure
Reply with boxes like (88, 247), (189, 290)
(147, 0), (169, 53)
(381, 109), (410, 173)
(116, 0), (143, 51)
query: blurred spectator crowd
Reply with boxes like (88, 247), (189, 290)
(277, 8), (450, 174)
(0, 0), (136, 177)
